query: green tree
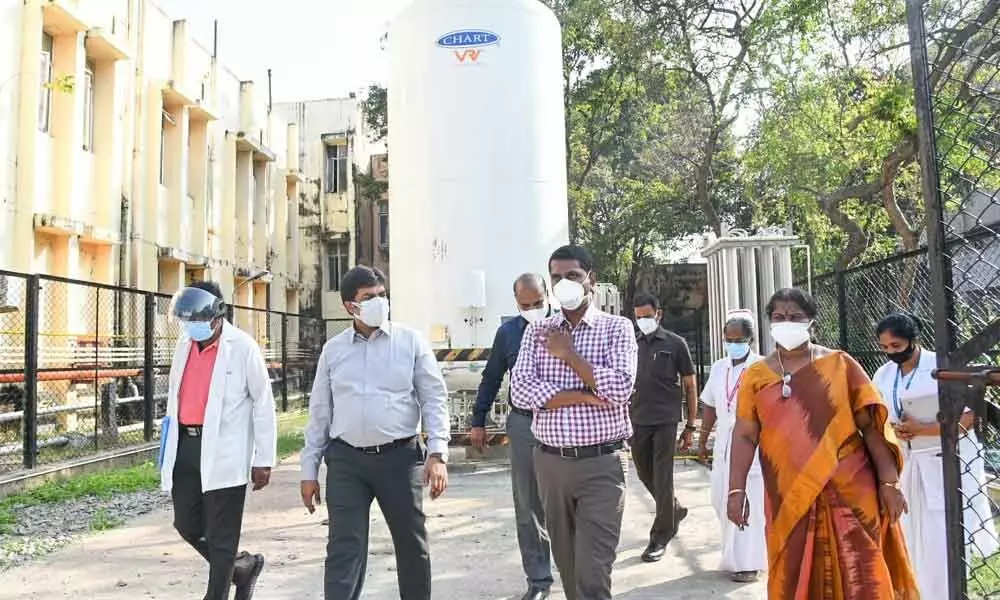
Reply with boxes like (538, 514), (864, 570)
(360, 84), (387, 144)
(628, 0), (825, 235)
(743, 0), (999, 271)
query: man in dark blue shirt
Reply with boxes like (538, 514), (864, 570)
(470, 273), (553, 600)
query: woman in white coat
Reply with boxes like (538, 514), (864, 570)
(872, 312), (999, 599)
(697, 310), (768, 583)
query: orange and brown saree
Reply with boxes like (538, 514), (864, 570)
(736, 351), (919, 599)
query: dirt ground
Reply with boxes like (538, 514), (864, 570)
(0, 455), (766, 599)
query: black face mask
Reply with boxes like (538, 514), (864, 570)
(886, 344), (915, 365)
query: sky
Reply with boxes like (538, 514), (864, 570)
(156, 0), (412, 101)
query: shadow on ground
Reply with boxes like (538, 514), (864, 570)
(0, 458), (765, 599)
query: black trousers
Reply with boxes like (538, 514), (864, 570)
(631, 423), (684, 545)
(323, 438), (430, 600)
(172, 434), (248, 600)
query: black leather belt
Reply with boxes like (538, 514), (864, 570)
(539, 440), (625, 459)
(180, 424), (203, 437)
(510, 406), (533, 419)
(333, 436), (416, 455)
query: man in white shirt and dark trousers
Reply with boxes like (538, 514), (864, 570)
(158, 282), (277, 600)
(300, 265), (451, 600)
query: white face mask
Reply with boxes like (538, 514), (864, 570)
(553, 279), (587, 311)
(636, 317), (659, 336)
(770, 321), (812, 350)
(353, 297), (390, 328)
(520, 306), (548, 324)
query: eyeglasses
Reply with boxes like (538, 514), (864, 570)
(781, 373), (792, 399)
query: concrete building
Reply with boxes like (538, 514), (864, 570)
(274, 97), (384, 326)
(0, 0), (303, 343)
(356, 152), (390, 279)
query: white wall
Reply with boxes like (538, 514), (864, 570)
(0, 0), (23, 271)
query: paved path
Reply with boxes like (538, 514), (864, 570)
(0, 456), (766, 599)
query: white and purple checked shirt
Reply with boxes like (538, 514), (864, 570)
(510, 305), (638, 447)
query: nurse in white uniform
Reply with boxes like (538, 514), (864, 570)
(698, 309), (768, 583)
(872, 312), (999, 599)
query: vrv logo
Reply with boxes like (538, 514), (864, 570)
(454, 49), (481, 63)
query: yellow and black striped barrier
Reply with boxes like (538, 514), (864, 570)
(434, 348), (491, 362)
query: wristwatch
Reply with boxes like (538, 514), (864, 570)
(684, 423), (697, 433)
(430, 452), (448, 464)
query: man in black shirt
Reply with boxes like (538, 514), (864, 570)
(630, 292), (698, 562)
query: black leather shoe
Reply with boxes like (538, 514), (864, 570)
(233, 552), (265, 600)
(641, 541), (667, 562)
(672, 506), (689, 536)
(520, 586), (550, 600)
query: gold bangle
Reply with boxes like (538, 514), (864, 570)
(881, 480), (901, 490)
(728, 489), (746, 497)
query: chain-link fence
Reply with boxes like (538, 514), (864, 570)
(0, 273), (349, 479)
(801, 250), (936, 373)
(909, 0), (999, 596)
(795, 2), (1000, 593)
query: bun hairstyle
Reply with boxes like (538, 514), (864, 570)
(876, 312), (923, 342)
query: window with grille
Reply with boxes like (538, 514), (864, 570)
(324, 143), (348, 194)
(378, 201), (389, 249)
(327, 241), (349, 292)
(38, 33), (53, 132)
(82, 60), (95, 151)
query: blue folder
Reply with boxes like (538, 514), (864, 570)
(157, 416), (171, 468)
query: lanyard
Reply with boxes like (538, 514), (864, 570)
(724, 365), (745, 413)
(892, 365), (918, 419)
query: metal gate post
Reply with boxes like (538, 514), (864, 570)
(905, 0), (964, 596)
(143, 293), (155, 442)
(835, 270), (848, 351)
(280, 313), (289, 412)
(23, 275), (39, 469)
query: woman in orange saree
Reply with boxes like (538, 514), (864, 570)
(728, 288), (920, 599)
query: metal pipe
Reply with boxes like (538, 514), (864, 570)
(267, 68), (273, 115)
(229, 270), (270, 321)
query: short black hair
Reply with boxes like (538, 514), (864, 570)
(765, 288), (818, 320)
(549, 244), (595, 272)
(513, 273), (548, 295)
(189, 280), (224, 300)
(725, 314), (755, 338)
(632, 291), (660, 311)
(340, 265), (387, 303)
(876, 312), (922, 341)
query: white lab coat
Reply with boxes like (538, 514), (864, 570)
(873, 349), (999, 599)
(700, 354), (768, 573)
(159, 321), (277, 492)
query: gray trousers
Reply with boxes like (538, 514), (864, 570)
(506, 412), (553, 588)
(533, 448), (628, 600)
(323, 438), (430, 600)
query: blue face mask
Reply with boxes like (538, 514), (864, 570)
(184, 320), (216, 342)
(726, 342), (751, 361)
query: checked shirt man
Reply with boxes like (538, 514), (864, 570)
(510, 245), (638, 600)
